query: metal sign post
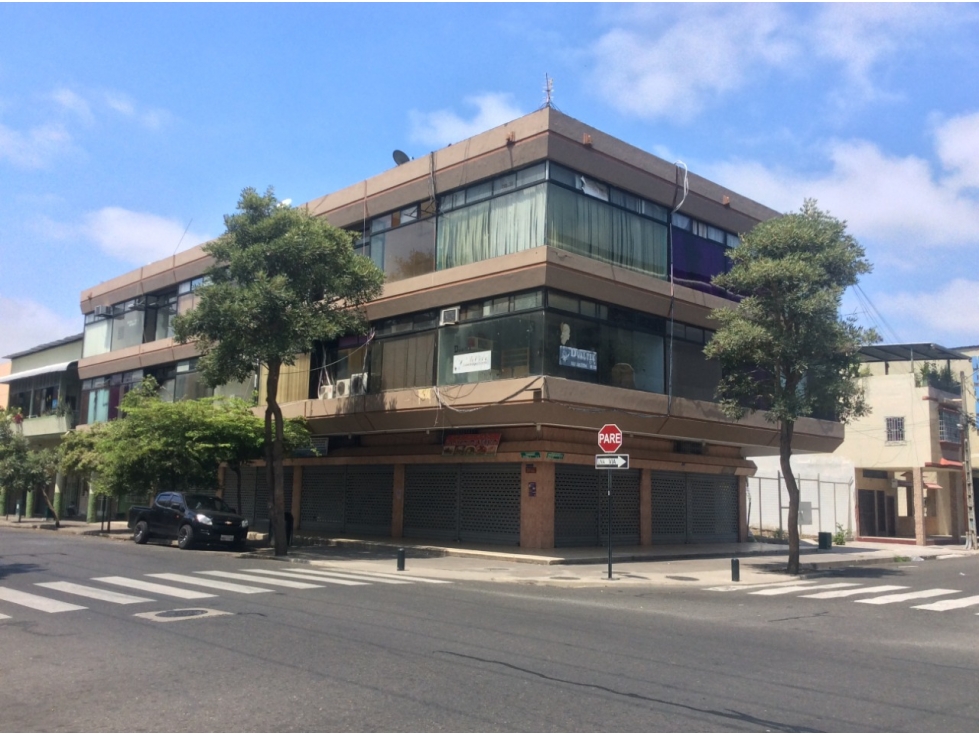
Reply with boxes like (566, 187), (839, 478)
(597, 424), (624, 580)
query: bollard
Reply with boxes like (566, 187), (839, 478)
(15, 500), (22, 523)
(731, 558), (740, 582)
(397, 547), (406, 572)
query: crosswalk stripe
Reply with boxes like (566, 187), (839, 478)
(330, 569), (452, 584)
(856, 588), (959, 605)
(751, 582), (860, 596)
(240, 569), (368, 587)
(708, 580), (822, 592)
(94, 577), (215, 599)
(147, 573), (272, 594)
(0, 587), (87, 613)
(36, 581), (153, 605)
(277, 568), (412, 585)
(0, 612), (10, 620)
(800, 585), (909, 599)
(912, 595), (979, 612)
(197, 571), (325, 589)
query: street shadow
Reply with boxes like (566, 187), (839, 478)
(821, 566), (910, 579)
(0, 562), (44, 580)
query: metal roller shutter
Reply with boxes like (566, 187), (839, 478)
(459, 464), (520, 545)
(602, 470), (641, 545)
(345, 465), (393, 535)
(237, 466), (258, 526)
(651, 472), (687, 544)
(555, 465), (600, 547)
(300, 466), (345, 532)
(404, 465), (458, 539)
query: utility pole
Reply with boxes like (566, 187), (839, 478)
(960, 370), (977, 550)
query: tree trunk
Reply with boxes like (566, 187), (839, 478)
(39, 485), (60, 529)
(265, 361), (288, 557)
(233, 466), (242, 518)
(780, 419), (801, 574)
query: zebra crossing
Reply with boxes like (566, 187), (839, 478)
(708, 579), (979, 614)
(0, 566), (450, 620)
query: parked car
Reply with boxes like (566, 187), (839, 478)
(127, 491), (249, 550)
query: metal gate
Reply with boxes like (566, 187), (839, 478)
(652, 471), (739, 544)
(299, 465), (393, 536)
(223, 466), (293, 532)
(404, 464), (520, 545)
(555, 465), (640, 547)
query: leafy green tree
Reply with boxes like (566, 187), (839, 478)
(174, 187), (384, 555)
(705, 200), (877, 574)
(0, 412), (60, 526)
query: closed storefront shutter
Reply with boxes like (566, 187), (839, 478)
(652, 471), (739, 544)
(459, 464), (520, 545)
(555, 464), (600, 546)
(651, 472), (687, 544)
(345, 465), (394, 535)
(602, 469), (641, 545)
(404, 465), (458, 539)
(300, 466), (345, 532)
(237, 466), (258, 526)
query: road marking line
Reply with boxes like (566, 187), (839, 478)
(0, 612), (9, 620)
(856, 589), (959, 605)
(197, 571), (324, 589)
(912, 595), (979, 612)
(751, 583), (860, 596)
(800, 585), (909, 599)
(36, 581), (153, 605)
(240, 569), (368, 587)
(325, 569), (452, 584)
(147, 573), (272, 594)
(276, 568), (412, 585)
(94, 577), (215, 599)
(708, 580), (822, 592)
(0, 587), (87, 613)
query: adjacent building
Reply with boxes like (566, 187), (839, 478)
(73, 108), (844, 547)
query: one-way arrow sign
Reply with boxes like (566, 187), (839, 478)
(595, 454), (629, 470)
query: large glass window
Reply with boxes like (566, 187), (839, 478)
(546, 184), (667, 278)
(83, 318), (112, 358)
(371, 218), (436, 282)
(437, 183), (547, 270)
(369, 332), (436, 392)
(110, 303), (145, 351)
(144, 293), (178, 342)
(438, 312), (544, 386)
(81, 370), (142, 424)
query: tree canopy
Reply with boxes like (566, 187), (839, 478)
(173, 187), (384, 555)
(705, 199), (877, 573)
(1, 410), (59, 524)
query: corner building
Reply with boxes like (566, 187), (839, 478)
(76, 109), (843, 548)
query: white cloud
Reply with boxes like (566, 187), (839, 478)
(876, 279), (979, 345)
(588, 5), (797, 121)
(80, 207), (211, 264)
(0, 121), (72, 168)
(0, 295), (81, 361)
(587, 4), (968, 121)
(51, 87), (94, 124)
(101, 91), (171, 130)
(409, 93), (525, 148)
(703, 111), (979, 252)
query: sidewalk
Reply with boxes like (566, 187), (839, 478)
(3, 514), (974, 587)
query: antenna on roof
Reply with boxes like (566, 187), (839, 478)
(392, 150), (410, 166)
(542, 74), (554, 109)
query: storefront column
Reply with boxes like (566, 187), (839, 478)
(25, 490), (35, 518)
(391, 464), (405, 539)
(291, 466), (303, 530)
(639, 469), (652, 546)
(738, 475), (749, 542)
(520, 462), (554, 549)
(949, 473), (961, 543)
(913, 467), (926, 546)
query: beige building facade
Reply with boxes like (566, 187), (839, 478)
(73, 109), (845, 548)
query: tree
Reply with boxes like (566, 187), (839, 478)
(704, 200), (877, 574)
(58, 379), (311, 512)
(0, 411), (60, 527)
(174, 187), (384, 555)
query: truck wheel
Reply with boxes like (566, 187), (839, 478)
(177, 524), (195, 550)
(133, 520), (150, 545)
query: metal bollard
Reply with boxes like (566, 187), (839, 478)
(731, 558), (740, 582)
(397, 547), (406, 572)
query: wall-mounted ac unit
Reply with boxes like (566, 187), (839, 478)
(334, 378), (351, 398)
(440, 307), (460, 325)
(93, 305), (112, 318)
(350, 372), (367, 395)
(317, 383), (334, 400)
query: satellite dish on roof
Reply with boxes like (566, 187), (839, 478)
(392, 149), (410, 166)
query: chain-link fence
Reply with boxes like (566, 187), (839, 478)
(747, 473), (854, 539)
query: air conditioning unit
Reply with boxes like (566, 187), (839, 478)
(334, 378), (351, 398)
(93, 305), (112, 318)
(440, 306), (460, 325)
(317, 383), (334, 400)
(349, 372), (368, 395)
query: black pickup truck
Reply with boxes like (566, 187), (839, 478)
(128, 491), (249, 550)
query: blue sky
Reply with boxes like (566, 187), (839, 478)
(2, 3), (978, 361)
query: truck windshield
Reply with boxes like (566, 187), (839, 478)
(185, 494), (233, 513)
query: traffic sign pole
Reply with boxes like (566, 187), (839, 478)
(597, 424), (623, 581)
(607, 468), (612, 580)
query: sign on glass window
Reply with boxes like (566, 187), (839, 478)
(559, 346), (598, 371)
(453, 350), (492, 374)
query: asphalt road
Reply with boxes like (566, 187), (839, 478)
(2, 530), (978, 732)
